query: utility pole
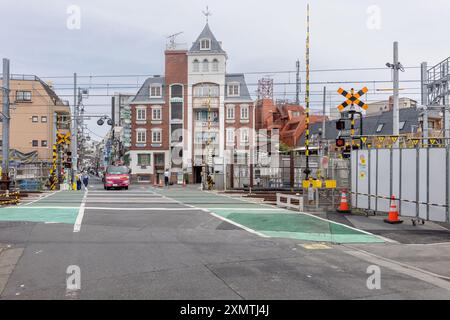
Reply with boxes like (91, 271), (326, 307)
(111, 96), (115, 164)
(322, 86), (326, 140)
(304, 3), (311, 179)
(72, 73), (78, 183)
(420, 62), (429, 146)
(2, 58), (10, 189)
(295, 60), (300, 105)
(392, 42), (400, 146)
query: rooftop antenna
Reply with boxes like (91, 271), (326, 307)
(166, 31), (185, 50)
(202, 6), (212, 23)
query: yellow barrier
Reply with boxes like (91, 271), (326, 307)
(325, 180), (337, 189)
(302, 180), (336, 189)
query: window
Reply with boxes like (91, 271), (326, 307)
(195, 110), (218, 122)
(200, 38), (211, 50)
(212, 59), (219, 72)
(399, 121), (406, 130)
(41, 140), (48, 147)
(170, 85), (183, 98)
(171, 124), (183, 143)
(32, 140), (38, 147)
(193, 59), (199, 72)
(228, 83), (240, 96)
(240, 128), (249, 144)
(136, 107), (147, 121)
(195, 132), (217, 143)
(136, 129), (147, 143)
(376, 123), (384, 133)
(193, 84), (219, 97)
(226, 105), (235, 120)
(171, 102), (183, 120)
(428, 121), (435, 129)
(16, 91), (31, 102)
(150, 85), (162, 98)
(152, 107), (162, 121)
(137, 154), (151, 166)
(240, 105), (249, 120)
(32, 116), (38, 123)
(226, 128), (235, 144)
(202, 59), (209, 72)
(41, 116), (48, 123)
(152, 129), (162, 143)
(292, 111), (300, 117)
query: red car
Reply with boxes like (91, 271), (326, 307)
(104, 165), (130, 190)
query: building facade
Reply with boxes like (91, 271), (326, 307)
(0, 75), (70, 163)
(128, 23), (254, 184)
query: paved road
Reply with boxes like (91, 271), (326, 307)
(1, 179), (450, 299)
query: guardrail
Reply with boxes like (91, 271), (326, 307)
(276, 193), (304, 212)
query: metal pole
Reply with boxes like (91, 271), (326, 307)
(393, 41), (400, 147)
(296, 60), (300, 105)
(72, 73), (78, 183)
(421, 62), (428, 106)
(421, 62), (429, 147)
(111, 96), (115, 164)
(304, 3), (311, 180)
(322, 86), (326, 140)
(2, 58), (10, 186)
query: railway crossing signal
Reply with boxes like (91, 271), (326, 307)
(57, 132), (71, 145)
(337, 87), (369, 112)
(335, 138), (345, 148)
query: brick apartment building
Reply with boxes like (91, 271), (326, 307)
(128, 23), (254, 184)
(255, 98), (326, 148)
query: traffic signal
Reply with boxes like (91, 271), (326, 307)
(336, 120), (345, 130)
(336, 138), (345, 148)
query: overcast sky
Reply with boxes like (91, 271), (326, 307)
(1, 0), (449, 138)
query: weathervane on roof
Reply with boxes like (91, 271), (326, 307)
(202, 6), (212, 23)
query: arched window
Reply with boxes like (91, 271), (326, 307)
(202, 59), (209, 72)
(193, 59), (199, 72)
(212, 59), (219, 72)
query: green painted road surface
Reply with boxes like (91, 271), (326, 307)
(157, 187), (384, 244)
(0, 191), (83, 224)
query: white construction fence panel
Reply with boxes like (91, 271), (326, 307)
(351, 147), (449, 223)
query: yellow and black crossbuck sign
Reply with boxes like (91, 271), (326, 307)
(57, 132), (71, 145)
(337, 87), (369, 112)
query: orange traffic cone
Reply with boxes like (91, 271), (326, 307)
(337, 189), (351, 213)
(384, 196), (403, 224)
(153, 175), (158, 188)
(159, 178), (164, 188)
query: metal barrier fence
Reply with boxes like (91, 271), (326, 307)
(351, 148), (450, 223)
(227, 154), (351, 191)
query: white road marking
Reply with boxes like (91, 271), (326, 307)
(7, 206), (79, 210)
(73, 190), (88, 233)
(152, 190), (269, 238)
(20, 190), (61, 206)
(83, 207), (202, 211)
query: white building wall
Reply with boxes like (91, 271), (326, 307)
(186, 53), (227, 168)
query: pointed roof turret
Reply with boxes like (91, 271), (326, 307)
(189, 23), (226, 54)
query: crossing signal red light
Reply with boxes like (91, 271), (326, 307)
(336, 138), (345, 147)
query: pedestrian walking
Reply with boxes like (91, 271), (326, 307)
(164, 169), (170, 187)
(82, 171), (89, 190)
(76, 174), (82, 191)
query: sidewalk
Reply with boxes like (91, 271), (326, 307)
(344, 242), (450, 279)
(0, 244), (23, 297)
